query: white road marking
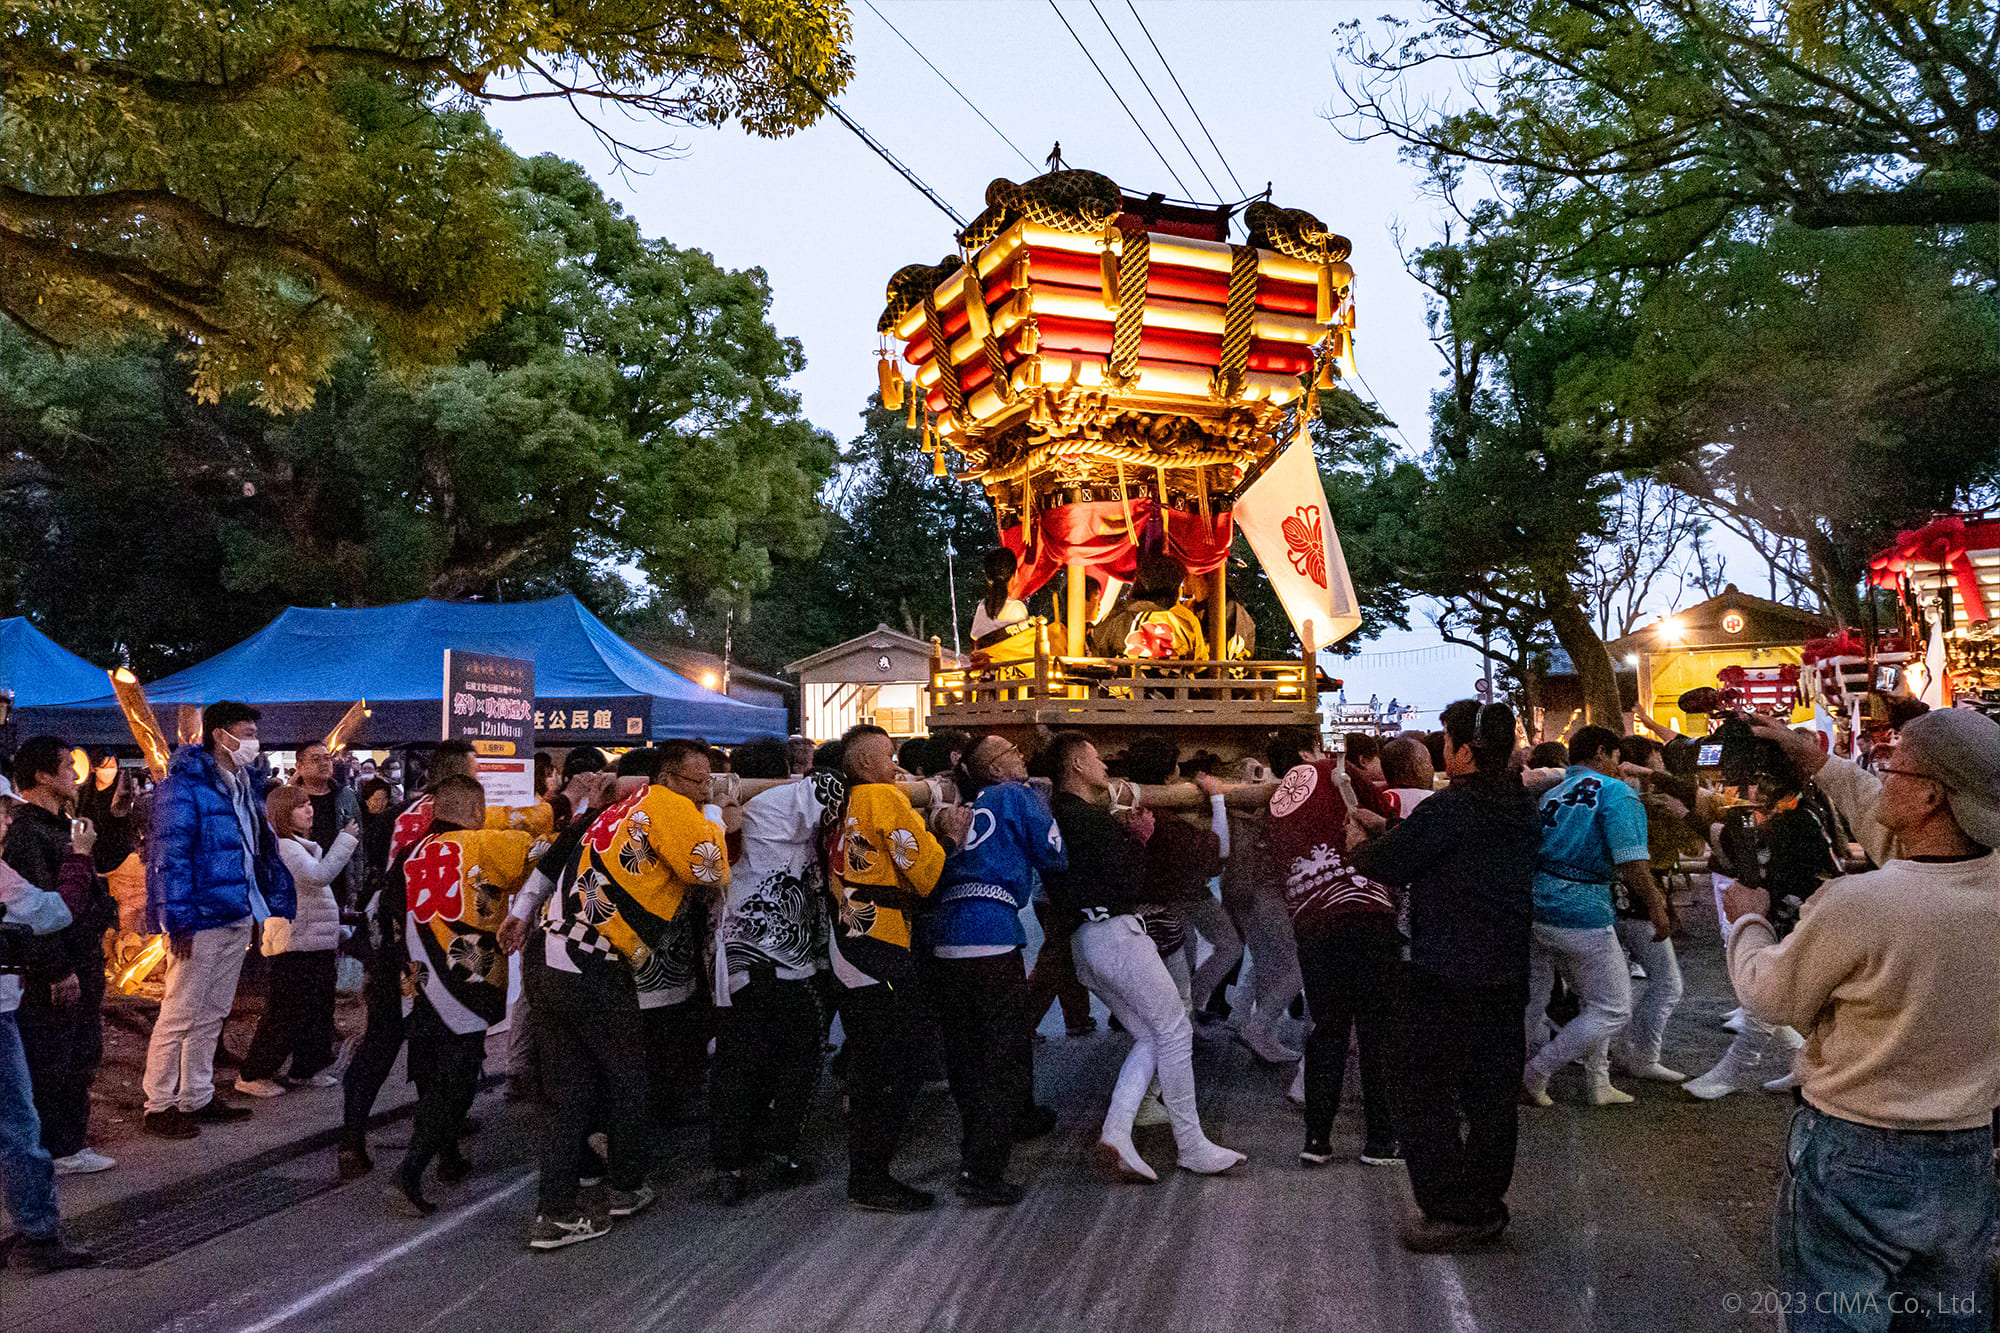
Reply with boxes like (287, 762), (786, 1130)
(1432, 1259), (1483, 1333)
(227, 1173), (535, 1333)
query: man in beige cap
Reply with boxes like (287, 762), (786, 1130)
(1726, 707), (1999, 1332)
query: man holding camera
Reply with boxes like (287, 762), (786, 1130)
(1725, 709), (2000, 1332)
(0, 778), (96, 1273)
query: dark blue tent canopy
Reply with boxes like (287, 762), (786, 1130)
(28, 596), (786, 748)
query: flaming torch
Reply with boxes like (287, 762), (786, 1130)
(323, 700), (369, 755)
(108, 669), (173, 781)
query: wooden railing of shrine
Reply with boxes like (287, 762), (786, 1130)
(927, 617), (1321, 732)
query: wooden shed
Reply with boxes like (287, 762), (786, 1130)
(786, 626), (965, 742)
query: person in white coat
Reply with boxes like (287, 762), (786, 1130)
(236, 786), (357, 1097)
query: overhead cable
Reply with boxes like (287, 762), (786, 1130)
(1087, 0), (1220, 199)
(725, 15), (966, 226)
(1124, 0), (1247, 197)
(861, 0), (1039, 175)
(1046, 0), (1194, 198)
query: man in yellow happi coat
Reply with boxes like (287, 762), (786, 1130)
(829, 724), (971, 1213)
(521, 741), (729, 1250)
(389, 775), (542, 1217)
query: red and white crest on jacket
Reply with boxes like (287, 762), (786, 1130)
(1124, 620), (1177, 660)
(389, 794), (434, 861)
(406, 836), (465, 924)
(1282, 506), (1328, 589)
(585, 785), (648, 855)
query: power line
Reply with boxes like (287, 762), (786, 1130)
(1086, 1), (1220, 199)
(1124, 0), (1246, 197)
(1350, 364), (1424, 459)
(1046, 0), (1193, 198)
(724, 16), (965, 226)
(861, 0), (1039, 175)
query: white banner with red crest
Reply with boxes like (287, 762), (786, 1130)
(1233, 442), (1361, 648)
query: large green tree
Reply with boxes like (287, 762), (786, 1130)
(2, 0), (853, 407)
(1608, 222), (2000, 623)
(0, 155), (835, 675)
(1338, 0), (1997, 264)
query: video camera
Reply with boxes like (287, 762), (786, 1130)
(1679, 686), (1789, 788)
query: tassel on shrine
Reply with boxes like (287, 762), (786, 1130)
(962, 264), (991, 341)
(932, 443), (948, 477)
(1099, 225), (1122, 310)
(878, 355), (904, 411)
(1316, 344), (1341, 390)
(906, 385), (922, 429)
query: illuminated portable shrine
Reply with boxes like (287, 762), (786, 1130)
(873, 164), (1362, 750)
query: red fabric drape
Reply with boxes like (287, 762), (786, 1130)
(1001, 498), (1233, 601)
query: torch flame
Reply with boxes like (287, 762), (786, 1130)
(107, 670), (173, 781)
(323, 700), (368, 755)
(117, 935), (169, 994)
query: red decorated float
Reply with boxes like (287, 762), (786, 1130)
(1867, 513), (2000, 704)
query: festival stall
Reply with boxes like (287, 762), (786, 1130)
(34, 595), (786, 749)
(879, 165), (1361, 748)
(1867, 513), (2000, 708)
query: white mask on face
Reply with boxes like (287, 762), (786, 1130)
(225, 733), (261, 766)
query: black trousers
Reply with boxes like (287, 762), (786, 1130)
(1395, 964), (1527, 1228)
(400, 1003), (483, 1184)
(342, 950), (405, 1138)
(1026, 901), (1092, 1032)
(18, 962), (105, 1159)
(1295, 915), (1399, 1147)
(524, 950), (649, 1216)
(921, 950), (1032, 1184)
(241, 950), (338, 1083)
(641, 995), (713, 1126)
(709, 971), (825, 1170)
(838, 941), (928, 1191)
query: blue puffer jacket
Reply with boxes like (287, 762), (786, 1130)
(146, 745), (295, 936)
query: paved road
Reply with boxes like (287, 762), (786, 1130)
(10, 915), (1791, 1333)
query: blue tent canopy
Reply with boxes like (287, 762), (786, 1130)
(29, 596), (786, 748)
(1, 617), (109, 706)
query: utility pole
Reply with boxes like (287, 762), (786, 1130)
(945, 541), (962, 657)
(723, 607), (733, 696)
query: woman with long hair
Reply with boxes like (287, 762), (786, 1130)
(970, 549), (1029, 648)
(1354, 700), (1540, 1252)
(1042, 731), (1243, 1180)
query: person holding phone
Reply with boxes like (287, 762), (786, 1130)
(3, 736), (117, 1177)
(233, 786), (359, 1097)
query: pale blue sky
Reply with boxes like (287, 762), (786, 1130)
(484, 1), (1737, 727)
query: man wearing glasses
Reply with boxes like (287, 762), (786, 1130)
(1725, 709), (2000, 1332)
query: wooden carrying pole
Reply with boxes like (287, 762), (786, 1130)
(1302, 620), (1319, 710)
(1065, 561), (1087, 658)
(1208, 567), (1227, 665)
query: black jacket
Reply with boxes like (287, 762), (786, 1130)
(1354, 772), (1539, 988)
(1, 803), (111, 1003)
(1045, 792), (1147, 930)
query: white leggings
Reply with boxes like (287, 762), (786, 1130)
(1072, 916), (1201, 1143)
